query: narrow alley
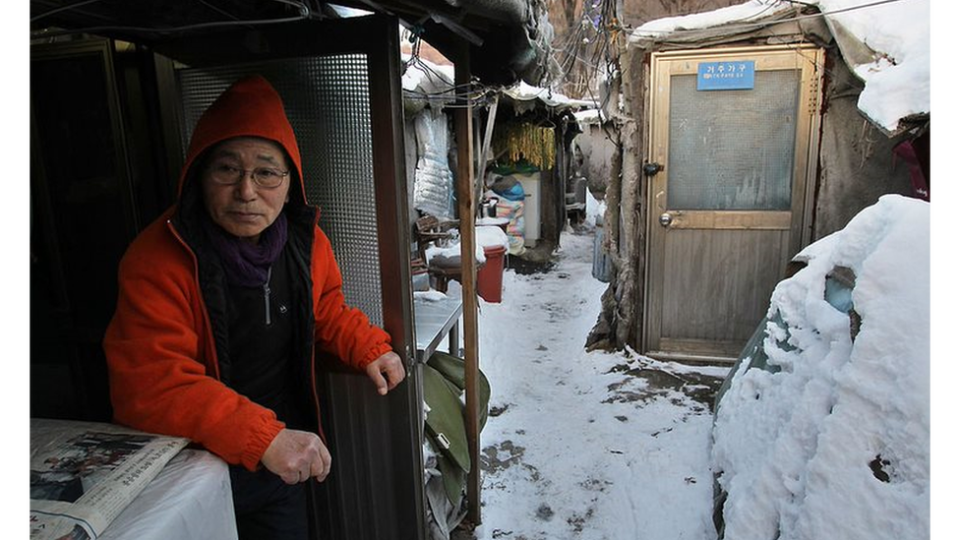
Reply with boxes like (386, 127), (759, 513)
(457, 222), (731, 540)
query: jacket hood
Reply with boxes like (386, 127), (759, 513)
(179, 75), (306, 205)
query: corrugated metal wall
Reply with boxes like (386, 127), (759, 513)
(178, 58), (384, 323)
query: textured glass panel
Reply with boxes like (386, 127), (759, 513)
(667, 70), (799, 211)
(178, 57), (383, 326)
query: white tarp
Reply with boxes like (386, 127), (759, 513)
(413, 108), (456, 220)
(100, 449), (237, 540)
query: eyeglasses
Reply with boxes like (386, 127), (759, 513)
(206, 163), (290, 189)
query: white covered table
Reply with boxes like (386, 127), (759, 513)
(101, 449), (237, 540)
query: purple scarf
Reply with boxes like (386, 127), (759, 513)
(203, 213), (288, 287)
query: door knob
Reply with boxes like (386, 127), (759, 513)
(643, 162), (663, 177)
(659, 212), (672, 227)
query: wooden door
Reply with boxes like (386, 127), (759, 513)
(644, 45), (823, 363)
(31, 38), (140, 421)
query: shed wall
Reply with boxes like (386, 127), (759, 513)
(591, 36), (923, 354)
(813, 53), (916, 241)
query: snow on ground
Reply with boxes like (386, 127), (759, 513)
(456, 196), (730, 540)
(450, 194), (930, 540)
(712, 195), (930, 540)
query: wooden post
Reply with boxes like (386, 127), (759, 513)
(452, 44), (482, 526)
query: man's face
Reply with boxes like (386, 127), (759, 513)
(200, 137), (292, 244)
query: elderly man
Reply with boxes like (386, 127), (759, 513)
(103, 75), (405, 539)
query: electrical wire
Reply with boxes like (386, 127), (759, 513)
(31, 0), (312, 37)
(270, 0), (310, 17)
(31, 0), (106, 23)
(408, 87), (482, 101)
(198, 0), (241, 22)
(549, 0), (633, 140)
(557, 47), (603, 71)
(400, 29), (493, 108)
(550, 1), (613, 100)
(31, 15), (310, 39)
(391, 23), (496, 106)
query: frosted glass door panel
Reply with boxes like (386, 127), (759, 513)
(667, 70), (799, 211)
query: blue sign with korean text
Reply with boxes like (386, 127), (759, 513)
(697, 60), (755, 91)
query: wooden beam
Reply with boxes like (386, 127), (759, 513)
(452, 43), (482, 526)
(475, 93), (499, 208)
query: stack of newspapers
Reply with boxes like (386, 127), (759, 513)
(30, 419), (188, 540)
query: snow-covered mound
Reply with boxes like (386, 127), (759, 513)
(712, 194), (930, 539)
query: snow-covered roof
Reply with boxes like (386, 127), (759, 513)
(402, 55), (595, 117)
(630, 0), (796, 35)
(501, 81), (596, 114)
(628, 0), (930, 135)
(402, 54), (456, 93)
(573, 108), (602, 125)
(401, 53), (457, 112)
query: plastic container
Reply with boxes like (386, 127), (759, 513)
(476, 245), (506, 303)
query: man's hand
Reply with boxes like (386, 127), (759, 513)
(365, 351), (406, 395)
(261, 428), (332, 484)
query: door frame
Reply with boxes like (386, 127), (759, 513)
(153, 15), (423, 539)
(642, 44), (824, 363)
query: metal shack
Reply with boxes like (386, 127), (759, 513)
(29, 1), (556, 539)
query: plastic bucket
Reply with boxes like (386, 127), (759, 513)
(477, 245), (506, 303)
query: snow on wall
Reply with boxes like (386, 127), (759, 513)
(712, 195), (930, 540)
(629, 0), (930, 134)
(628, 0), (792, 35)
(818, 0), (929, 133)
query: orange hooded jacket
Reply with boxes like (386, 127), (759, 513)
(103, 75), (394, 471)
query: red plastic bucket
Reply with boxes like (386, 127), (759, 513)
(477, 245), (506, 303)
